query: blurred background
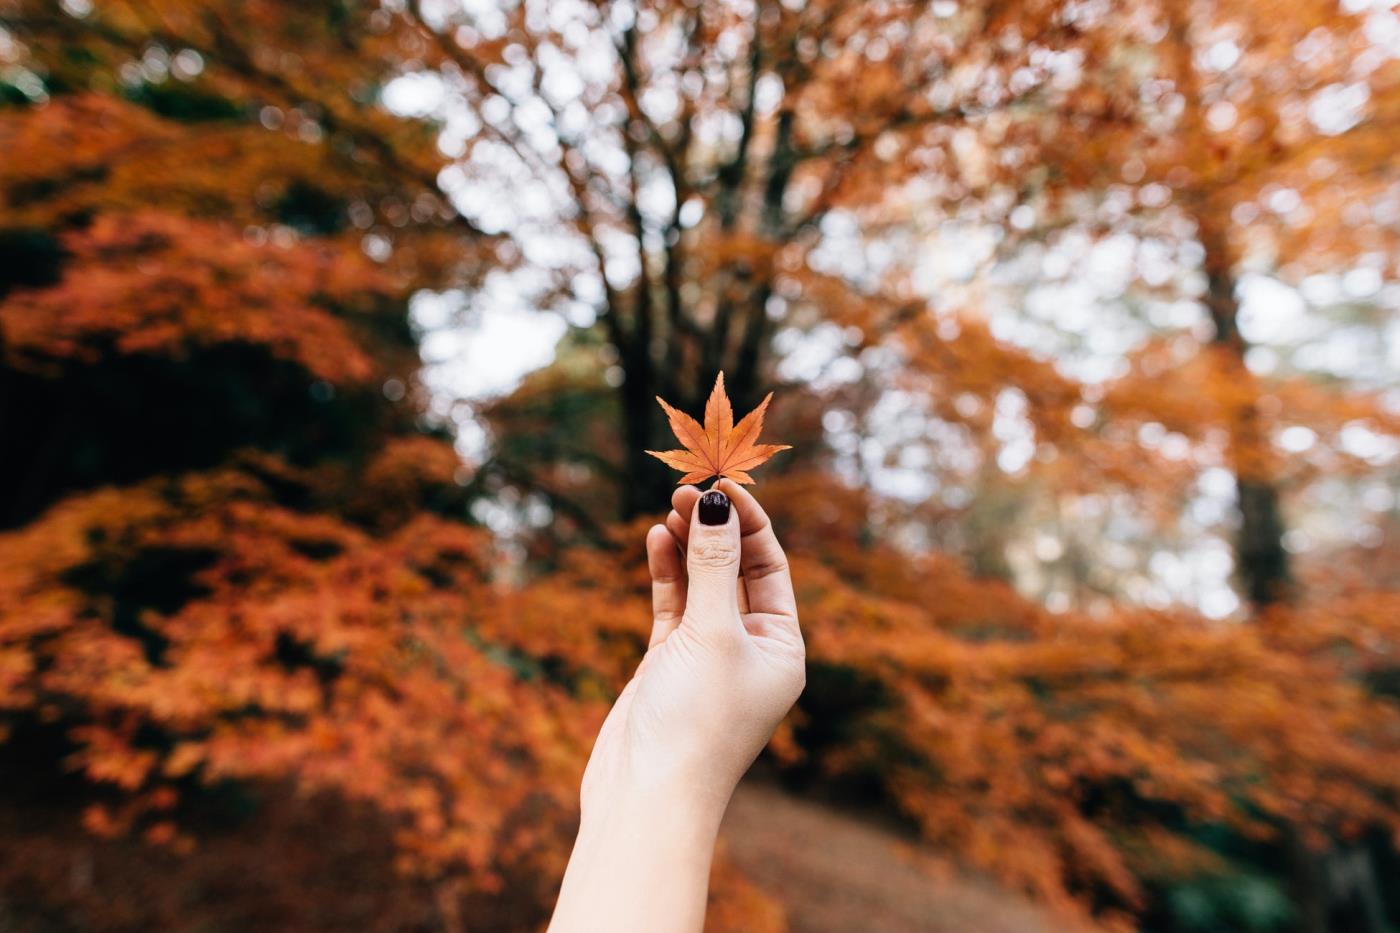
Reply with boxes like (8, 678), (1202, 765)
(1, 0), (1398, 930)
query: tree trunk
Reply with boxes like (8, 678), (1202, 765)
(1198, 218), (1293, 609)
(611, 97), (795, 518)
(1201, 220), (1393, 933)
(617, 346), (676, 519)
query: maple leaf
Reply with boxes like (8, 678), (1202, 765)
(646, 373), (792, 485)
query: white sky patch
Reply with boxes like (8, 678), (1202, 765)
(774, 323), (861, 388)
(992, 387), (1036, 474)
(1238, 274), (1309, 344)
(383, 71), (448, 118)
(413, 292), (566, 398)
(860, 390), (946, 502)
(411, 288), (568, 462)
(1309, 82), (1369, 135)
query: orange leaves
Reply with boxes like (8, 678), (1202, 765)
(786, 551), (1400, 922)
(646, 372), (791, 485)
(0, 212), (392, 384)
(0, 462), (592, 897)
(0, 8), (587, 928)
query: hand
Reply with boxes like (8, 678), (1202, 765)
(550, 479), (804, 933)
(580, 479), (806, 820)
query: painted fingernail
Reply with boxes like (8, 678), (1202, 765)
(698, 490), (730, 525)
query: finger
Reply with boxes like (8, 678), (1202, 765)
(672, 484), (703, 514)
(683, 488), (743, 637)
(666, 509), (689, 552)
(717, 478), (797, 621)
(667, 485), (703, 550)
(646, 524), (686, 647)
(677, 505), (753, 612)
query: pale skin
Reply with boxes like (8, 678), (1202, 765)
(549, 479), (806, 933)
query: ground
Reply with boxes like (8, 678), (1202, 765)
(719, 781), (1058, 933)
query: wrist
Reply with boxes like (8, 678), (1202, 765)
(580, 764), (731, 843)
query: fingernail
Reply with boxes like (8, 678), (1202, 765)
(698, 490), (730, 525)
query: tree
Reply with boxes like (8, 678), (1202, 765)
(825, 5), (1400, 919)
(980, 0), (1400, 610)
(385, 0), (1090, 517)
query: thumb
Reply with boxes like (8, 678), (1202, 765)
(683, 489), (743, 635)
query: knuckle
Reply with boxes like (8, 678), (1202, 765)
(688, 539), (739, 570)
(745, 555), (789, 581)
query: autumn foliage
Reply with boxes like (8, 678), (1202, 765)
(3, 1), (1400, 931)
(647, 373), (791, 484)
(0, 53), (591, 933)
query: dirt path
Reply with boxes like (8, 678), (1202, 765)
(719, 781), (1056, 933)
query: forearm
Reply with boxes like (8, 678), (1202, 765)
(549, 780), (726, 933)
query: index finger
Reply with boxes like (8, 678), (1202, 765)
(666, 485), (703, 551)
(716, 478), (797, 621)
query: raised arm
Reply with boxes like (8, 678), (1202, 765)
(549, 480), (805, 932)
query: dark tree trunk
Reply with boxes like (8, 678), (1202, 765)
(1166, 1), (1292, 611)
(617, 346), (677, 519)
(610, 59), (794, 517)
(1202, 220), (1391, 933)
(1198, 219), (1293, 609)
(1166, 2), (1383, 918)
(1236, 477), (1290, 607)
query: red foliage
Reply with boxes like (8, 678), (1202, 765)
(0, 464), (597, 889)
(1, 212), (393, 384)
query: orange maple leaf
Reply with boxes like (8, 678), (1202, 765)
(646, 372), (792, 485)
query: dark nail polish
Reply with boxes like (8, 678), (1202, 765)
(698, 490), (730, 526)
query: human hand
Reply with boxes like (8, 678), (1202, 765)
(579, 478), (806, 823)
(551, 479), (803, 933)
